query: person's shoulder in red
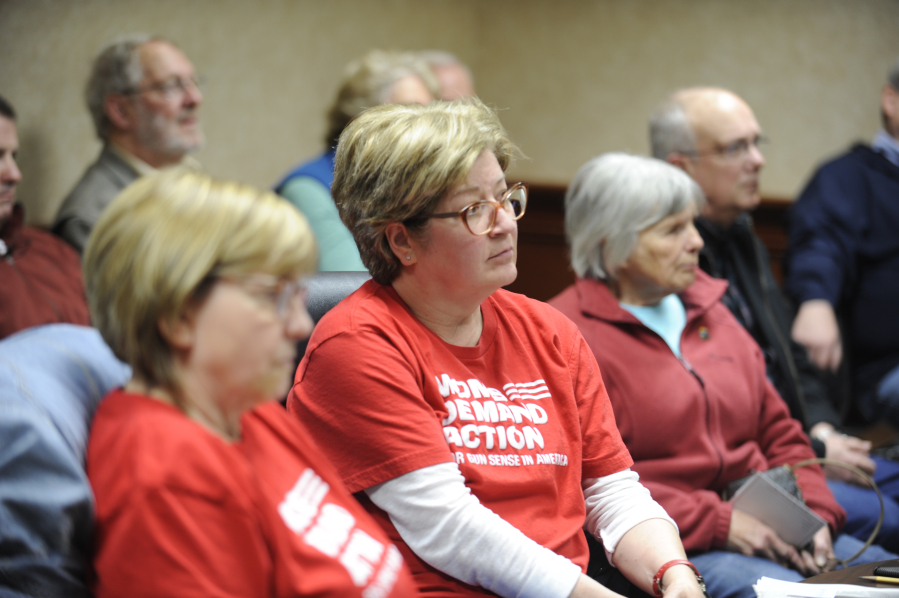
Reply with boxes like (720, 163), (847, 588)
(240, 402), (419, 598)
(0, 205), (90, 339)
(490, 287), (583, 349)
(88, 388), (242, 500)
(90, 391), (419, 598)
(307, 279), (417, 344)
(88, 389), (269, 598)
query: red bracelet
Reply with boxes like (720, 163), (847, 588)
(652, 559), (702, 597)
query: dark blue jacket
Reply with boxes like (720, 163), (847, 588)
(786, 144), (899, 399)
(273, 149), (336, 195)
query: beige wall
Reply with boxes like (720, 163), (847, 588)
(1, 0), (897, 226)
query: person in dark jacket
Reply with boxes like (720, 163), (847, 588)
(648, 86), (899, 551)
(787, 56), (899, 431)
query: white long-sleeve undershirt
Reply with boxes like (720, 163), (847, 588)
(365, 463), (676, 598)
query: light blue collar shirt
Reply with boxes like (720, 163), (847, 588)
(872, 129), (899, 167)
(620, 294), (687, 358)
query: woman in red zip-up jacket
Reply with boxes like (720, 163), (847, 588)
(549, 153), (895, 598)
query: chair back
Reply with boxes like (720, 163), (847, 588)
(305, 271), (372, 324)
(297, 271), (371, 358)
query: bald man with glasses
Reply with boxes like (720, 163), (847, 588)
(54, 34), (204, 253)
(648, 87), (899, 553)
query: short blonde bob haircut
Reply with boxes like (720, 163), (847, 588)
(332, 98), (517, 285)
(83, 168), (317, 393)
(565, 153), (704, 281)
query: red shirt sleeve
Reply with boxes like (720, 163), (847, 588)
(289, 327), (455, 494)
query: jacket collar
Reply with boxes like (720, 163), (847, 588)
(575, 269), (728, 326)
(851, 143), (899, 180)
(695, 212), (752, 240)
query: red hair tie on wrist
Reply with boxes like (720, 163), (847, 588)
(652, 559), (708, 597)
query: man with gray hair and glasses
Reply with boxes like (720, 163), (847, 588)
(649, 87), (899, 553)
(54, 34), (204, 253)
(787, 58), (899, 433)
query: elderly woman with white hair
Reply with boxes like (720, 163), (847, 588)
(289, 100), (708, 598)
(549, 153), (895, 598)
(274, 49), (437, 272)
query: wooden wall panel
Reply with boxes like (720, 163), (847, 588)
(509, 183), (791, 302)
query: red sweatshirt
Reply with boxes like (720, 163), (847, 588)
(549, 270), (844, 552)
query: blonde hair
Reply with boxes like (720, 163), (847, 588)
(332, 98), (517, 284)
(324, 49), (439, 148)
(83, 168), (317, 392)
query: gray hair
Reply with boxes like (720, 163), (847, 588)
(323, 49), (439, 148)
(85, 33), (163, 140)
(565, 153), (705, 281)
(419, 50), (463, 68)
(889, 55), (899, 91)
(648, 96), (696, 159)
(419, 50), (473, 80)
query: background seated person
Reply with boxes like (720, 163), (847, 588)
(289, 99), (707, 598)
(274, 49), (436, 272)
(0, 324), (130, 598)
(419, 50), (477, 101)
(549, 153), (895, 598)
(0, 94), (90, 339)
(649, 87), (899, 552)
(83, 168), (416, 597)
(787, 56), (899, 429)
(54, 34), (204, 254)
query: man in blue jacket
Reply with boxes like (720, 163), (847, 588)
(787, 57), (899, 429)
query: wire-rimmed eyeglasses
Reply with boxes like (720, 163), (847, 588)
(122, 75), (205, 101)
(681, 135), (768, 161)
(426, 183), (528, 236)
(220, 274), (309, 321)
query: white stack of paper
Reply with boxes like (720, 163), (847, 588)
(754, 576), (899, 598)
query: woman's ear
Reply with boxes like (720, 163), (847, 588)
(158, 311), (196, 351)
(385, 222), (417, 265)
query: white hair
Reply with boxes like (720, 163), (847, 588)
(566, 153), (704, 280)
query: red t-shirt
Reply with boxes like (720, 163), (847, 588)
(88, 390), (417, 598)
(288, 281), (632, 596)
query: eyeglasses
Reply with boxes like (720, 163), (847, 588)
(223, 274), (308, 321)
(426, 183), (528, 236)
(123, 75), (204, 101)
(681, 135), (768, 161)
